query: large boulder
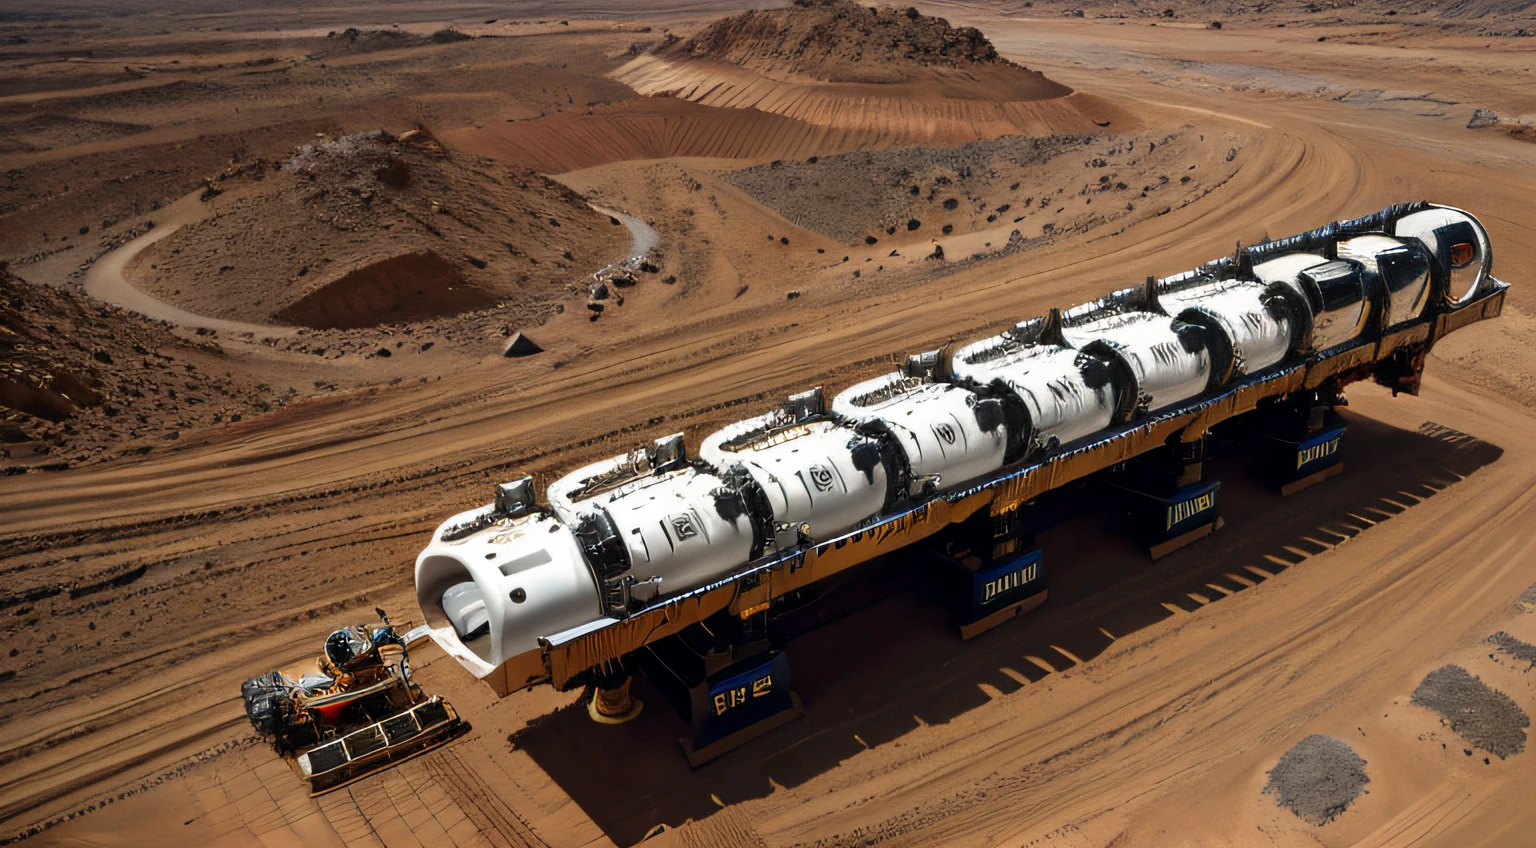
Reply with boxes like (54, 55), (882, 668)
(503, 332), (543, 358)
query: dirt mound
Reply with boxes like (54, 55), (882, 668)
(1411, 664), (1529, 758)
(310, 27), (473, 56)
(0, 269), (268, 469)
(659, 0), (1053, 87)
(127, 130), (626, 328)
(311, 27), (426, 56)
(1263, 735), (1369, 826)
(609, 0), (1113, 138)
(576, 0), (1127, 173)
(273, 250), (494, 330)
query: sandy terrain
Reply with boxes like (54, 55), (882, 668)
(3, 0), (1536, 846)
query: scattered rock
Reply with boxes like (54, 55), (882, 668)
(1263, 735), (1369, 826)
(1468, 108), (1501, 129)
(503, 332), (543, 358)
(1412, 664), (1529, 758)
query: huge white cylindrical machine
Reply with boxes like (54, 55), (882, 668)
(831, 373), (1007, 493)
(411, 202), (1508, 696)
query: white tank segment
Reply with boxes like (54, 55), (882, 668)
(1252, 252), (1330, 290)
(832, 374), (1007, 492)
(951, 334), (1115, 451)
(1337, 235), (1433, 329)
(1160, 278), (1293, 378)
(547, 435), (759, 601)
(1253, 252), (1372, 352)
(701, 412), (887, 547)
(1062, 311), (1212, 413)
(592, 466), (758, 595)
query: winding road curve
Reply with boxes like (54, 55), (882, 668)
(80, 193), (660, 340)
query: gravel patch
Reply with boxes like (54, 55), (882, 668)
(1411, 664), (1529, 758)
(1488, 631), (1536, 668)
(1263, 734), (1369, 826)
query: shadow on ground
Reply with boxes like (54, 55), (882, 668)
(512, 412), (1502, 846)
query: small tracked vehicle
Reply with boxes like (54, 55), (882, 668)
(239, 611), (466, 794)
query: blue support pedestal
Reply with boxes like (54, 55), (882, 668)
(638, 630), (804, 768)
(679, 651), (803, 767)
(926, 547), (1048, 639)
(1253, 411), (1346, 495)
(1107, 477), (1223, 560)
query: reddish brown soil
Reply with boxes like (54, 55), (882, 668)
(3, 1), (1536, 847)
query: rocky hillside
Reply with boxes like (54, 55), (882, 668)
(1, 270), (272, 470)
